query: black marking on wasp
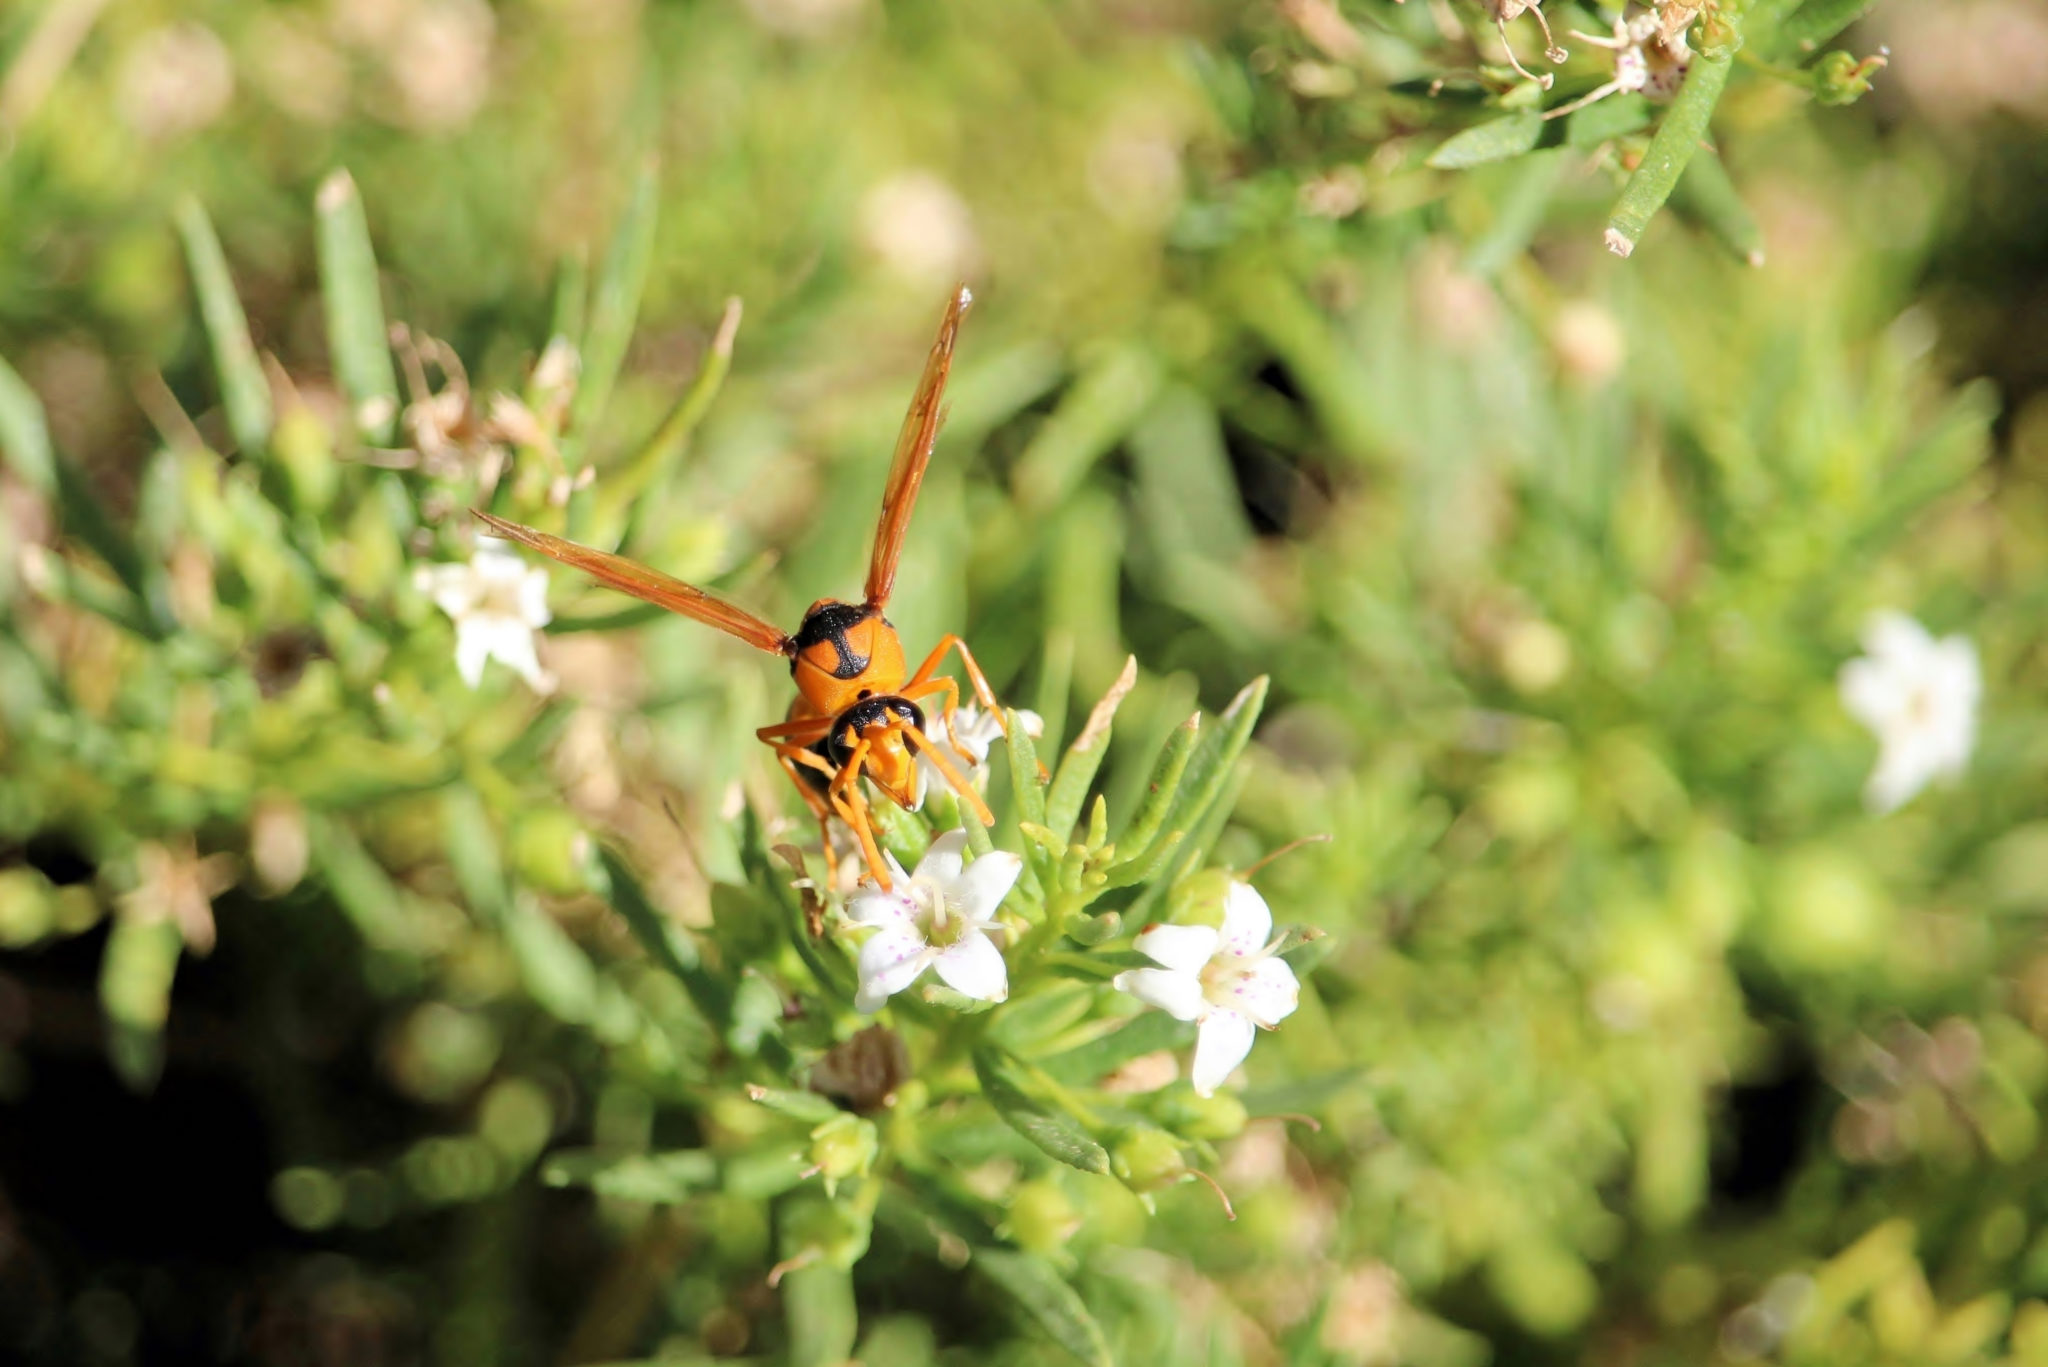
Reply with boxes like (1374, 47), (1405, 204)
(793, 601), (880, 680)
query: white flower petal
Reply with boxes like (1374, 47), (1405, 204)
(917, 829), (969, 887)
(1932, 636), (1981, 711)
(856, 925), (930, 1011)
(1190, 1009), (1257, 1097)
(933, 930), (1007, 1002)
(1219, 881), (1273, 958)
(952, 850), (1022, 923)
(453, 621), (493, 687)
(1864, 610), (1933, 664)
(1228, 956), (1301, 1028)
(492, 621), (549, 690)
(1839, 657), (1904, 729)
(426, 564), (482, 618)
(845, 884), (916, 927)
(1865, 744), (1934, 814)
(1113, 966), (1206, 1021)
(518, 566), (552, 628)
(1133, 923), (1220, 974)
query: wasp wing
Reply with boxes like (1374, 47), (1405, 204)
(474, 511), (794, 656)
(864, 285), (972, 610)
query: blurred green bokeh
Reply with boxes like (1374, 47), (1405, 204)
(5, 0), (2048, 1364)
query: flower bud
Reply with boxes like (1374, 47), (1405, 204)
(1149, 1084), (1249, 1142)
(1812, 51), (1885, 107)
(1694, 10), (1740, 60)
(806, 1115), (878, 1191)
(1003, 1178), (1081, 1256)
(1166, 868), (1234, 929)
(509, 807), (593, 897)
(1110, 1125), (1188, 1193)
(273, 405), (337, 514)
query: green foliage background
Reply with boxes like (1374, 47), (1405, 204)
(4, 0), (2048, 1364)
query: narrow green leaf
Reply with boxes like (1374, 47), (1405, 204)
(1038, 1010), (1196, 1086)
(565, 162), (658, 464)
(1143, 678), (1267, 873)
(100, 917), (182, 1090)
(990, 985), (1099, 1053)
(314, 169), (400, 443)
(785, 1261), (859, 1367)
(1102, 829), (1185, 891)
(1604, 51), (1735, 257)
(0, 352), (54, 493)
(1045, 656), (1136, 841)
(748, 1084), (843, 1125)
(310, 817), (429, 956)
(1006, 708), (1048, 831)
(748, 823), (858, 1007)
(1239, 1069), (1368, 1118)
(1112, 713), (1200, 870)
(591, 847), (732, 1027)
(441, 785), (508, 920)
(605, 297), (742, 549)
(541, 1148), (718, 1202)
(503, 895), (599, 1026)
(175, 197), (273, 453)
(1464, 149), (1568, 277)
(1565, 92), (1651, 147)
(1670, 148), (1764, 266)
(973, 1047), (1110, 1173)
(1853, 378), (1998, 549)
(1774, 0), (1875, 58)
(1426, 111), (1544, 169)
(975, 1249), (1114, 1367)
(1013, 341), (1162, 513)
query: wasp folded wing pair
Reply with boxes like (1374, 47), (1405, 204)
(472, 286), (1007, 893)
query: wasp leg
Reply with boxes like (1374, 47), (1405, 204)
(826, 737), (894, 890)
(758, 717), (841, 882)
(900, 674), (969, 755)
(904, 634), (1001, 709)
(769, 742), (840, 865)
(903, 633), (1004, 756)
(902, 726), (996, 826)
(757, 716), (833, 743)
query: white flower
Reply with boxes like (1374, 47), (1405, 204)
(1114, 881), (1300, 1097)
(914, 704), (1043, 805)
(416, 535), (554, 691)
(846, 830), (1021, 1013)
(1839, 611), (1980, 813)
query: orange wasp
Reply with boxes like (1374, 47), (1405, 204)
(476, 287), (1003, 890)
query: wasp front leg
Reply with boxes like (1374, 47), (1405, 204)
(825, 737), (894, 891)
(902, 725), (995, 826)
(902, 633), (1002, 756)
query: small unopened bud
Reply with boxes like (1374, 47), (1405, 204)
(806, 1115), (878, 1191)
(274, 405), (337, 513)
(509, 807), (593, 897)
(1812, 50), (1886, 107)
(1150, 1085), (1250, 1142)
(1110, 1125), (1188, 1193)
(1003, 1179), (1081, 1255)
(1166, 868), (1234, 929)
(1695, 9), (1740, 60)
